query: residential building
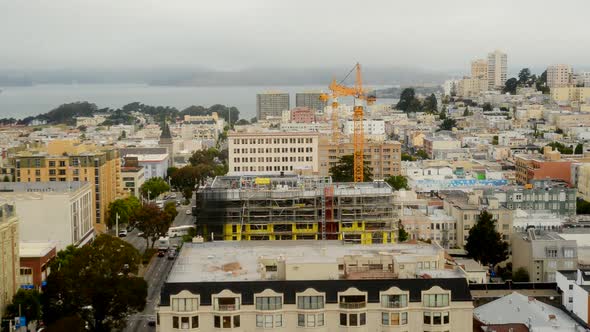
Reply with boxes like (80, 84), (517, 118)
(0, 182), (94, 250)
(553, 268), (590, 326)
(457, 77), (488, 98)
(295, 92), (326, 112)
(288, 107), (316, 123)
(551, 87), (590, 104)
(443, 191), (513, 248)
(228, 131), (319, 175)
(11, 140), (121, 232)
(553, 112), (590, 129)
(156, 241), (474, 332)
(343, 119), (385, 136)
(0, 202), (19, 320)
(19, 242), (56, 290)
(257, 92), (290, 120)
(121, 164), (145, 197)
(196, 175), (398, 244)
(575, 163), (590, 201)
(487, 50), (508, 89)
(470, 59), (488, 80)
(512, 229), (577, 282)
(482, 180), (577, 216)
(318, 136), (402, 180)
(547, 64), (573, 89)
(514, 147), (575, 185)
(177, 114), (223, 141)
(125, 153), (168, 180)
(443, 79), (458, 96)
(474, 291), (580, 331)
(423, 136), (461, 159)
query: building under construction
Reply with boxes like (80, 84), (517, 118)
(195, 174), (397, 244)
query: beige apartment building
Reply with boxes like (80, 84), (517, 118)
(228, 132), (319, 174)
(12, 140), (121, 232)
(487, 50), (507, 89)
(551, 87), (590, 104)
(156, 241), (474, 332)
(470, 59), (488, 80)
(547, 64), (573, 89)
(443, 191), (512, 248)
(318, 136), (401, 179)
(0, 203), (19, 320)
(457, 77), (488, 98)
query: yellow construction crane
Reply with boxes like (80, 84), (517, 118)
(320, 63), (374, 182)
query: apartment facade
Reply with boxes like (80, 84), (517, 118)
(547, 64), (573, 89)
(257, 92), (290, 120)
(423, 136), (461, 159)
(228, 132), (319, 175)
(487, 50), (508, 89)
(512, 229), (577, 282)
(457, 77), (488, 98)
(156, 242), (474, 332)
(514, 148), (574, 185)
(0, 182), (94, 250)
(342, 119), (385, 136)
(551, 87), (590, 104)
(470, 59), (488, 80)
(19, 242), (56, 290)
(12, 140), (121, 232)
(121, 166), (145, 197)
(295, 92), (327, 112)
(318, 136), (401, 180)
(0, 203), (19, 320)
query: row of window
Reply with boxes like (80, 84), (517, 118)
(233, 138), (314, 145)
(233, 156), (313, 163)
(233, 147), (313, 154)
(233, 166), (293, 172)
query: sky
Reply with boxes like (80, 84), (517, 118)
(1, 0), (589, 73)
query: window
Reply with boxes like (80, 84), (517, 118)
(297, 295), (324, 309)
(424, 312), (449, 325)
(59, 160), (66, 167)
(564, 248), (575, 258)
(214, 315), (239, 328)
(181, 317), (189, 329)
(381, 294), (407, 308)
(256, 296), (282, 310)
(340, 313), (366, 326)
(298, 314), (305, 327)
(256, 314), (282, 328)
(172, 298), (198, 312)
(424, 312), (431, 324)
(383, 312), (408, 325)
(299, 313), (323, 327)
(546, 248), (558, 258)
(191, 316), (198, 328)
(423, 294), (449, 307)
(49, 161), (56, 167)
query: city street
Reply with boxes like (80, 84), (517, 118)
(123, 198), (195, 331)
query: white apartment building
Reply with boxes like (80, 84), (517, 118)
(547, 64), (573, 89)
(343, 119), (385, 136)
(156, 241), (474, 332)
(126, 153), (169, 179)
(228, 132), (319, 174)
(487, 50), (508, 89)
(443, 80), (458, 96)
(0, 182), (94, 250)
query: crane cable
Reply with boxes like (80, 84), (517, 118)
(338, 63), (358, 85)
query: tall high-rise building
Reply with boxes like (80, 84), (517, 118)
(256, 92), (290, 120)
(12, 140), (121, 233)
(0, 203), (19, 320)
(295, 92), (327, 112)
(547, 64), (573, 89)
(487, 50), (508, 89)
(470, 59), (488, 80)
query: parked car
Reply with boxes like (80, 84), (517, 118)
(176, 200), (181, 206)
(170, 193), (177, 199)
(186, 209), (191, 215)
(118, 230), (128, 237)
(168, 250), (176, 260)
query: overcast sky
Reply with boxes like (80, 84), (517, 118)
(1, 0), (589, 73)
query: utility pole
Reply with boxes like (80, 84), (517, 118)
(115, 213), (120, 237)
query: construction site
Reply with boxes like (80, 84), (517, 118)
(195, 174), (398, 244)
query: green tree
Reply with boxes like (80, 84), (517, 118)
(42, 235), (147, 331)
(329, 155), (372, 182)
(577, 199), (590, 214)
(166, 167), (178, 179)
(465, 211), (509, 267)
(396, 88), (422, 113)
(546, 141), (573, 154)
(140, 177), (170, 200)
(401, 153), (416, 161)
(164, 201), (178, 221)
(235, 119), (250, 125)
(439, 110), (447, 120)
(512, 267), (529, 282)
(250, 117), (258, 123)
(5, 289), (42, 325)
(135, 204), (173, 248)
(503, 78), (518, 95)
(422, 94), (438, 114)
(535, 70), (550, 94)
(106, 196), (141, 228)
(482, 102), (493, 112)
(438, 118), (457, 131)
(170, 165), (214, 190)
(518, 68), (531, 86)
(492, 135), (499, 145)
(385, 175), (409, 190)
(415, 149), (429, 160)
(398, 223), (409, 242)
(182, 187), (193, 203)
(575, 143), (583, 154)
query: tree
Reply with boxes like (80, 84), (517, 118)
(465, 211), (509, 267)
(512, 267), (529, 282)
(182, 187), (193, 203)
(164, 201), (178, 221)
(398, 223), (409, 242)
(438, 118), (457, 131)
(106, 196), (141, 228)
(401, 153), (416, 161)
(5, 289), (41, 325)
(250, 117), (258, 123)
(140, 177), (170, 200)
(42, 235), (147, 331)
(166, 167), (179, 179)
(439, 110), (447, 120)
(415, 149), (429, 160)
(503, 78), (518, 95)
(235, 119), (250, 125)
(385, 175), (409, 190)
(546, 141), (573, 154)
(329, 155), (372, 182)
(170, 165), (214, 190)
(575, 143), (583, 154)
(482, 102), (493, 112)
(135, 204), (173, 248)
(518, 68), (531, 86)
(536, 70), (550, 94)
(396, 88), (422, 113)
(423, 94), (438, 114)
(492, 135), (498, 145)
(577, 199), (590, 215)
(77, 125), (87, 132)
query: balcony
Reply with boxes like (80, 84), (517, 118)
(339, 302), (366, 309)
(339, 295), (366, 310)
(215, 297), (240, 311)
(217, 304), (239, 311)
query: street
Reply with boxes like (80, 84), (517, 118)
(123, 198), (195, 332)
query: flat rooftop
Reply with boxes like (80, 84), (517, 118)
(0, 181), (89, 193)
(168, 241), (442, 283)
(19, 241), (56, 258)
